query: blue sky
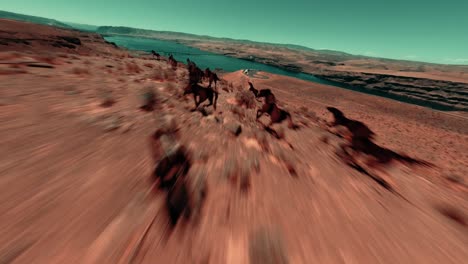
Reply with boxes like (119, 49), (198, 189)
(1, 0), (467, 64)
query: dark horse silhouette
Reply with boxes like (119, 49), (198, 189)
(149, 128), (193, 226)
(204, 68), (220, 89)
(168, 54), (177, 70)
(151, 50), (160, 60)
(326, 106), (433, 190)
(187, 58), (196, 70)
(185, 59), (205, 93)
(184, 83), (219, 110)
(248, 81), (259, 97)
(256, 89), (296, 129)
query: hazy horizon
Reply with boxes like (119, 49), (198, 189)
(1, 0), (467, 65)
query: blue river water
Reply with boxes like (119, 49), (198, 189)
(104, 35), (453, 111)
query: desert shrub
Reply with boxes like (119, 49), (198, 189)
(235, 90), (256, 109)
(166, 82), (177, 94)
(164, 68), (176, 81)
(99, 89), (115, 107)
(139, 86), (157, 111)
(71, 67), (90, 75)
(152, 66), (164, 80)
(125, 61), (141, 74)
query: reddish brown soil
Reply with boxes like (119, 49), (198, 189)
(1, 19), (467, 264)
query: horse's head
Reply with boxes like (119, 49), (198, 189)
(326, 107), (346, 124)
(257, 89), (272, 98)
(326, 107), (344, 117)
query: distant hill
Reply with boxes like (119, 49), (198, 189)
(96, 26), (354, 57)
(96, 26), (219, 41)
(64, 22), (100, 32)
(0, 10), (73, 29)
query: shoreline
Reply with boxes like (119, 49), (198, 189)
(102, 33), (468, 112)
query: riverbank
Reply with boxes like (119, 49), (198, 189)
(181, 39), (468, 112)
(101, 33), (468, 111)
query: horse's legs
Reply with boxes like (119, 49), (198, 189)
(204, 97), (213, 107)
(193, 94), (199, 109)
(286, 114), (295, 129)
(256, 110), (264, 120)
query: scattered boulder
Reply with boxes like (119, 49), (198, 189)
(139, 86), (156, 111)
(225, 122), (242, 136)
(158, 114), (179, 134)
(206, 115), (222, 124)
(99, 90), (115, 107)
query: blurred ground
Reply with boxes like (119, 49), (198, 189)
(0, 19), (467, 264)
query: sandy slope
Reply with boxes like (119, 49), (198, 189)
(0, 19), (467, 264)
